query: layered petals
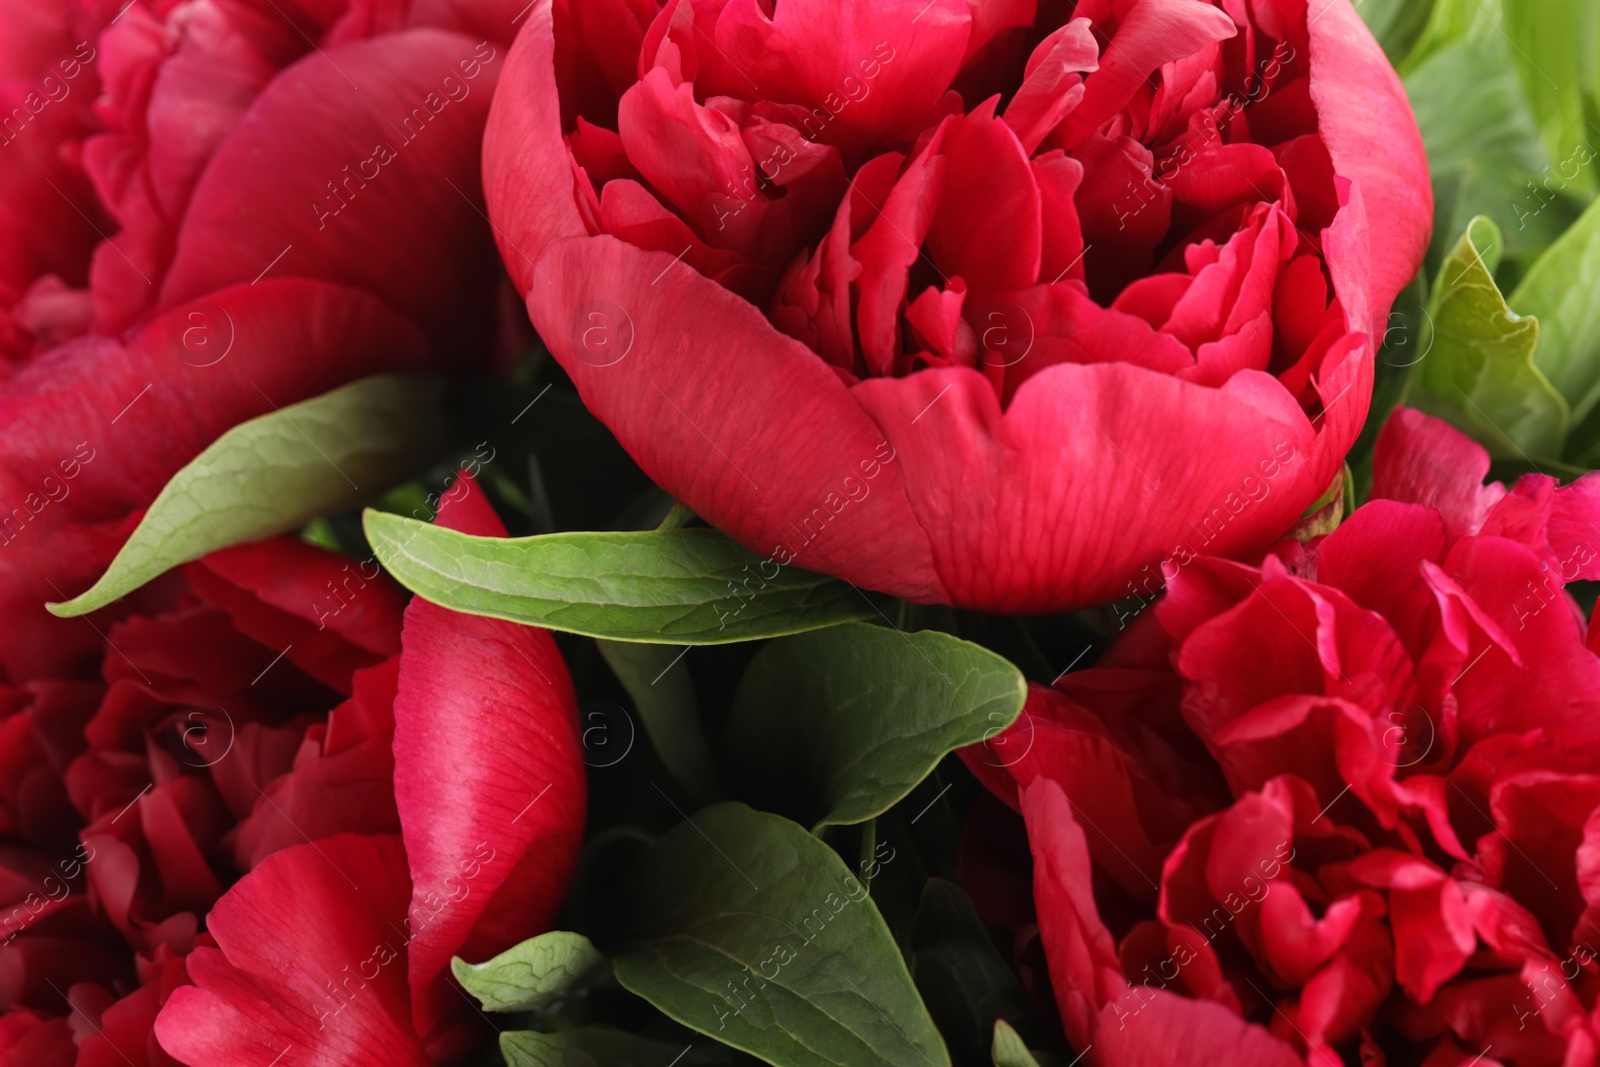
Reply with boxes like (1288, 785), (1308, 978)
(488, 0), (1432, 611)
(153, 834), (433, 1067)
(965, 408), (1600, 1064)
(0, 280), (428, 681)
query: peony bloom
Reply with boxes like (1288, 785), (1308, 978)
(0, 474), (585, 1067)
(0, 0), (520, 681)
(484, 0), (1432, 613)
(963, 409), (1600, 1065)
(0, 0), (104, 369)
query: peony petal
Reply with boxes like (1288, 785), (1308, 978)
(152, 834), (431, 1067)
(186, 537), (405, 696)
(1095, 985), (1303, 1066)
(1018, 778), (1124, 1051)
(1002, 20), (1097, 155)
(1371, 408), (1504, 542)
(851, 359), (1343, 611)
(1306, 0), (1431, 334)
(227, 660), (402, 872)
(85, 0), (292, 334)
(1546, 473), (1600, 582)
(525, 233), (945, 600)
(1055, 0), (1238, 150)
(157, 30), (504, 350)
(391, 473), (584, 1059)
(1431, 537), (1600, 746)
(714, 0), (972, 145)
(926, 105), (1042, 294)
(483, 0), (591, 294)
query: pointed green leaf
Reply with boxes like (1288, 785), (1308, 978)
(598, 639), (723, 802)
(613, 803), (950, 1067)
(911, 880), (1044, 1066)
(1357, 0), (1436, 64)
(1404, 39), (1581, 274)
(1512, 192), (1600, 424)
(451, 931), (606, 1014)
(362, 515), (878, 644)
(499, 1029), (725, 1067)
(1400, 0), (1501, 71)
(1499, 0), (1600, 199)
(1412, 216), (1569, 458)
(48, 375), (442, 617)
(991, 1021), (1044, 1067)
(722, 624), (1026, 830)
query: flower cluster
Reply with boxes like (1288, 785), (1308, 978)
(968, 410), (1600, 1064)
(17, 1), (1593, 1066)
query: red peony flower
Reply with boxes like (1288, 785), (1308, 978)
(0, 0), (522, 681)
(483, 0), (1432, 613)
(964, 408), (1600, 1065)
(0, 0), (106, 370)
(0, 474), (585, 1067)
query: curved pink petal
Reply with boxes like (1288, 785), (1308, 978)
(227, 659), (402, 872)
(1546, 473), (1600, 582)
(1018, 778), (1123, 1051)
(525, 234), (946, 600)
(1095, 986), (1303, 1066)
(391, 473), (584, 1058)
(0, 0), (101, 319)
(85, 1), (290, 334)
(482, 0), (591, 295)
(186, 537), (405, 696)
(153, 834), (432, 1067)
(851, 355), (1350, 611)
(0, 1011), (75, 1067)
(714, 0), (973, 145)
(157, 30), (503, 349)
(0, 280), (428, 653)
(1371, 408), (1504, 542)
(1306, 0), (1431, 333)
(1434, 537), (1600, 747)
(1054, 0), (1237, 150)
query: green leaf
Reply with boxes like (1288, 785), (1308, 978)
(991, 1021), (1044, 1067)
(598, 639), (723, 802)
(911, 880), (1044, 1067)
(49, 376), (443, 617)
(613, 803), (950, 1067)
(1404, 40), (1584, 278)
(1512, 192), (1600, 424)
(1399, 0), (1500, 70)
(1357, 0), (1436, 64)
(499, 1029), (720, 1067)
(722, 624), (1025, 830)
(362, 516), (878, 644)
(451, 931), (606, 1014)
(1499, 0), (1600, 200)
(1411, 216), (1570, 458)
